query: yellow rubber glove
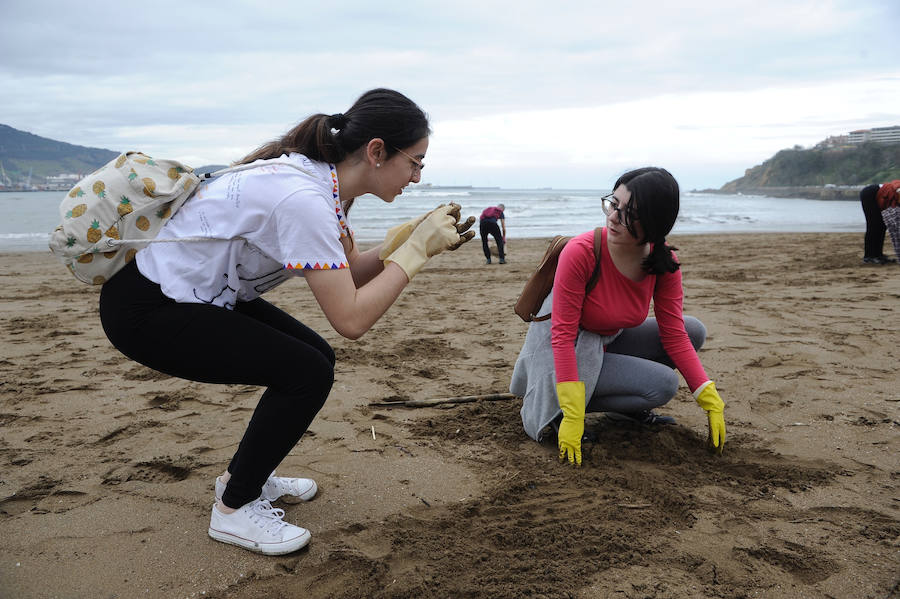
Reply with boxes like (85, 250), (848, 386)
(694, 381), (726, 454)
(384, 204), (460, 280)
(378, 211), (433, 261)
(556, 381), (586, 466)
(378, 203), (476, 260)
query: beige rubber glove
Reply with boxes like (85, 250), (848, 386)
(378, 211), (432, 261)
(694, 381), (726, 454)
(556, 381), (586, 466)
(384, 204), (461, 279)
(378, 203), (476, 260)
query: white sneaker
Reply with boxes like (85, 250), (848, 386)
(215, 471), (317, 504)
(208, 499), (310, 555)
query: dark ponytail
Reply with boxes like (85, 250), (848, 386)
(612, 167), (681, 275)
(643, 238), (679, 274)
(237, 88), (430, 166)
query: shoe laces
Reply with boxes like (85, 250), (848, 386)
(247, 499), (288, 535)
(265, 475), (314, 498)
(264, 476), (297, 499)
(265, 476), (289, 496)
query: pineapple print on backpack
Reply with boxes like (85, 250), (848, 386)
(86, 220), (102, 243)
(118, 196), (133, 216)
(66, 203), (87, 219)
(49, 151), (203, 285)
(142, 178), (156, 197)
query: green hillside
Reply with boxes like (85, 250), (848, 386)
(721, 142), (900, 191)
(0, 124), (119, 186)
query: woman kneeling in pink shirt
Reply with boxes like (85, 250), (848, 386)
(510, 167), (727, 466)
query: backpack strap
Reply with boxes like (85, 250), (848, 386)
(531, 227), (602, 322)
(197, 160), (316, 181)
(105, 161), (317, 247)
(585, 227), (602, 294)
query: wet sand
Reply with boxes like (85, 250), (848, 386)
(1, 233), (898, 598)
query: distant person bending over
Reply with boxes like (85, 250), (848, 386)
(510, 167), (728, 466)
(99, 88), (475, 556)
(479, 203), (506, 264)
(877, 180), (900, 264)
(860, 184), (894, 264)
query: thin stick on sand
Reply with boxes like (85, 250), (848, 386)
(369, 393), (518, 408)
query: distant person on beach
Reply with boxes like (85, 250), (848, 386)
(99, 88), (475, 556)
(860, 184), (894, 264)
(510, 167), (728, 466)
(479, 203), (506, 264)
(876, 180), (900, 263)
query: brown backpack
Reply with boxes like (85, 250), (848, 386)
(514, 228), (602, 322)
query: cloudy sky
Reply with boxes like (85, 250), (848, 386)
(3, 0), (899, 190)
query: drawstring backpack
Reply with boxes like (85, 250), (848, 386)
(514, 228), (601, 322)
(49, 151), (312, 285)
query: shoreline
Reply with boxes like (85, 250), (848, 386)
(0, 228), (871, 256)
(695, 185), (863, 201)
(1, 232), (898, 598)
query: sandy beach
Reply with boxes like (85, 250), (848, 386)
(1, 232), (898, 599)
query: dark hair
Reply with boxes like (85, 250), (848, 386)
(613, 167), (680, 275)
(237, 88), (430, 166)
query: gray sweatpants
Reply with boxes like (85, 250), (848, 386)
(586, 316), (706, 413)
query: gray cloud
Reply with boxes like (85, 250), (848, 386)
(3, 0), (899, 187)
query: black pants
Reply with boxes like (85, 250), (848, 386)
(99, 261), (334, 508)
(479, 219), (505, 260)
(860, 184), (887, 258)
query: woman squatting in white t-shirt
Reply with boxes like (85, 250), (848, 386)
(99, 89), (476, 555)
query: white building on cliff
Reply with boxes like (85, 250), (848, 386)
(848, 126), (900, 145)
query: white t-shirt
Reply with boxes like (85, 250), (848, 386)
(136, 153), (352, 309)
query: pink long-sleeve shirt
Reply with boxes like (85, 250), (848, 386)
(551, 228), (708, 391)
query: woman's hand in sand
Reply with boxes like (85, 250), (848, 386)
(707, 411), (726, 455)
(694, 381), (726, 454)
(556, 381), (586, 466)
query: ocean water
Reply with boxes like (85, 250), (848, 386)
(0, 186), (866, 253)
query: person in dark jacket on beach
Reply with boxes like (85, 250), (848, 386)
(480, 204), (506, 264)
(859, 184), (895, 264)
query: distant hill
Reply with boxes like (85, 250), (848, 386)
(720, 142), (900, 193)
(0, 124), (119, 187)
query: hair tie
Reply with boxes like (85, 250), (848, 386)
(330, 113), (347, 129)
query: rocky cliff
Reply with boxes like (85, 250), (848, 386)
(719, 142), (900, 197)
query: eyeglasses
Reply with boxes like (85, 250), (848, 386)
(601, 193), (633, 226)
(392, 147), (425, 175)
